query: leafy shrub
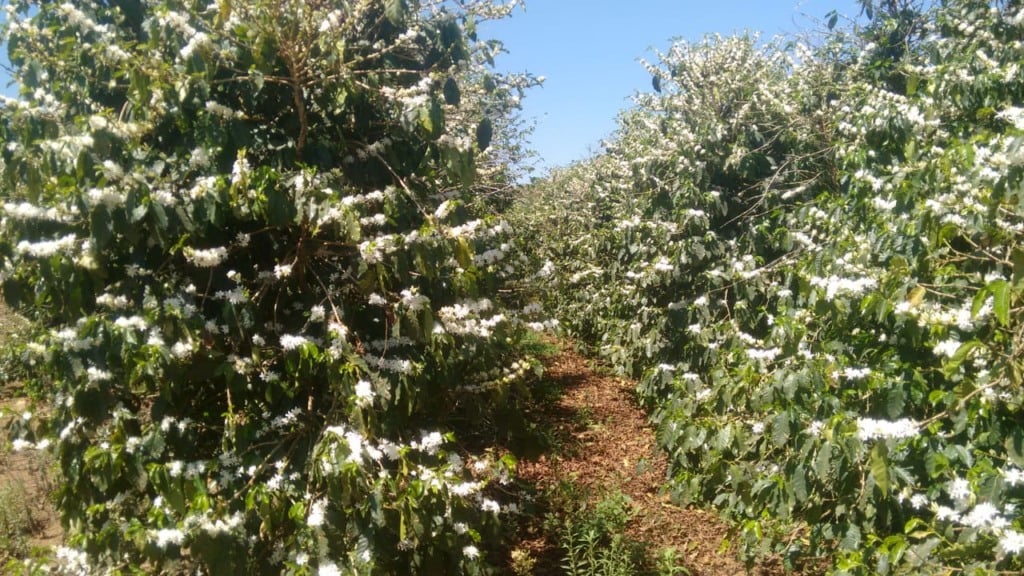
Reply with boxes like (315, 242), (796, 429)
(0, 0), (544, 573)
(515, 2), (1024, 573)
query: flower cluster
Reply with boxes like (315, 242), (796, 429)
(855, 418), (918, 442)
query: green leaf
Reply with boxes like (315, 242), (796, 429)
(150, 202), (168, 231)
(826, 10), (839, 30)
(841, 524), (862, 551)
(771, 413), (790, 446)
(971, 284), (990, 319)
(950, 340), (982, 367)
(814, 444), (833, 480)
(904, 518), (928, 537)
(1013, 248), (1024, 289)
(443, 77), (461, 106)
(26, 166), (42, 202)
(905, 538), (940, 567)
(266, 187), (295, 226)
(438, 19), (467, 62)
(443, 146), (475, 187)
(2, 280), (22, 309)
(420, 308), (434, 339)
(988, 279), (1010, 327)
(131, 202), (148, 224)
(1007, 429), (1024, 467)
(91, 206), (114, 252)
(791, 465), (808, 503)
(419, 101), (444, 139)
(870, 442), (891, 496)
(455, 238), (473, 268)
(906, 74), (919, 96)
(885, 387), (905, 419)
(476, 117), (493, 151)
(385, 0), (408, 25)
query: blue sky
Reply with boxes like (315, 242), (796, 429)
(480, 0), (863, 172)
(1, 1), (864, 171)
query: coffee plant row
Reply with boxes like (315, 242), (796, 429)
(513, 1), (1024, 573)
(0, 0), (546, 573)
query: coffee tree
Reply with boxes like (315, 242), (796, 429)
(515, 2), (1024, 573)
(0, 0), (539, 573)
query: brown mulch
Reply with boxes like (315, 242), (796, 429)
(511, 344), (780, 576)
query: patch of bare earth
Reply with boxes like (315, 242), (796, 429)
(0, 301), (63, 562)
(512, 344), (780, 575)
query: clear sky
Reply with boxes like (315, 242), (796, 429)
(1, 1), (865, 171)
(480, 0), (864, 172)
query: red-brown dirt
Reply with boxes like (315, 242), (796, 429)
(0, 304), (62, 564)
(509, 343), (782, 575)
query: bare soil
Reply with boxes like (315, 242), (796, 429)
(510, 343), (781, 575)
(0, 301), (62, 561)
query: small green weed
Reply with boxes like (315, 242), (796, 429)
(546, 485), (645, 576)
(543, 482), (691, 576)
(654, 547), (690, 575)
(518, 329), (561, 359)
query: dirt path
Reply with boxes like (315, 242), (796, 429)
(514, 344), (778, 575)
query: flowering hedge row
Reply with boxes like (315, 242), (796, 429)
(0, 0), (545, 573)
(514, 1), (1024, 573)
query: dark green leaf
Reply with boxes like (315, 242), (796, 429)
(1013, 248), (1024, 288)
(443, 77), (461, 106)
(384, 0), (408, 25)
(2, 280), (21, 309)
(476, 117), (493, 151)
(870, 442), (891, 496)
(826, 10), (839, 30)
(438, 19), (467, 62)
(1007, 429), (1024, 467)
(420, 309), (434, 339)
(266, 187), (295, 226)
(791, 465), (808, 503)
(91, 207), (114, 252)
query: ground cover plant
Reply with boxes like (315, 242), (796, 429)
(514, 0), (1024, 573)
